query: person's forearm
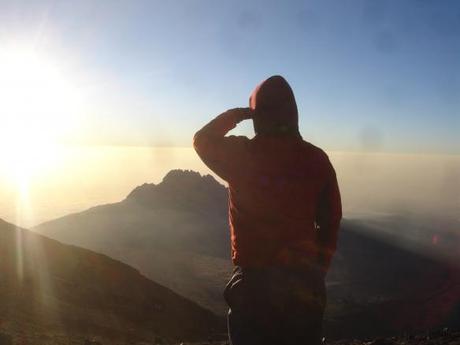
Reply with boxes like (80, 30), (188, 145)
(193, 108), (251, 155)
(193, 111), (240, 145)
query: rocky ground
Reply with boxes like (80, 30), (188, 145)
(329, 331), (460, 345)
(181, 329), (460, 345)
(1, 329), (459, 345)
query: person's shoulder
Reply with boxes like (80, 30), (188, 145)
(301, 140), (336, 178)
(225, 135), (251, 154)
(301, 140), (330, 162)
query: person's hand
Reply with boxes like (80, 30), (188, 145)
(225, 107), (254, 123)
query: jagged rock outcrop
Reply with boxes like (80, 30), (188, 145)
(127, 169), (227, 216)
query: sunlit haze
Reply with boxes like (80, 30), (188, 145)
(0, 1), (459, 227)
(0, 147), (458, 228)
(0, 46), (84, 189)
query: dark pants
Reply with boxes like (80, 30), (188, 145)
(224, 265), (326, 345)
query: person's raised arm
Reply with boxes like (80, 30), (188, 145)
(193, 108), (253, 181)
(316, 161), (342, 273)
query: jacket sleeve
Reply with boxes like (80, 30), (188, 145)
(316, 159), (342, 272)
(193, 111), (249, 182)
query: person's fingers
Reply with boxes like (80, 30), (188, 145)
(239, 108), (253, 119)
(240, 107), (254, 118)
(226, 107), (254, 120)
(227, 107), (249, 113)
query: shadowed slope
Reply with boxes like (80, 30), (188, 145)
(325, 219), (460, 338)
(0, 218), (224, 344)
(36, 170), (232, 314)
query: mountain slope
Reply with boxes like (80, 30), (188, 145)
(35, 169), (460, 338)
(325, 220), (460, 338)
(0, 218), (224, 344)
(36, 170), (232, 314)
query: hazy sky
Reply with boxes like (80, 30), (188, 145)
(0, 0), (459, 153)
(1, 147), (458, 227)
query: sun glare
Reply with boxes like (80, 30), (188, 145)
(0, 46), (82, 187)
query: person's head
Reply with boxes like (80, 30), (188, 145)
(249, 75), (299, 136)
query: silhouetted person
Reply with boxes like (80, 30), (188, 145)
(193, 75), (342, 345)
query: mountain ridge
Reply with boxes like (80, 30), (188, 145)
(125, 169), (227, 215)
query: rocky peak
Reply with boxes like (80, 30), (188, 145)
(161, 169), (222, 190)
(125, 170), (227, 214)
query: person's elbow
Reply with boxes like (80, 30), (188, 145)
(193, 130), (214, 163)
(193, 130), (204, 154)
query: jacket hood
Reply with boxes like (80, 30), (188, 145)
(249, 75), (299, 136)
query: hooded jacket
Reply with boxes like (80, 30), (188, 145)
(193, 76), (342, 270)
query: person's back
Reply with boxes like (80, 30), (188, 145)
(226, 135), (338, 268)
(193, 75), (342, 345)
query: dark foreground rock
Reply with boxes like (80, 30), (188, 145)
(183, 329), (460, 345)
(0, 332), (12, 345)
(0, 329), (458, 345)
(327, 329), (460, 345)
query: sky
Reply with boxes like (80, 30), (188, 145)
(0, 0), (459, 227)
(0, 0), (459, 153)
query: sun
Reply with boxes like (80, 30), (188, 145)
(0, 46), (83, 188)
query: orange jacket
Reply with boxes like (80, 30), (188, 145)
(194, 76), (342, 270)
